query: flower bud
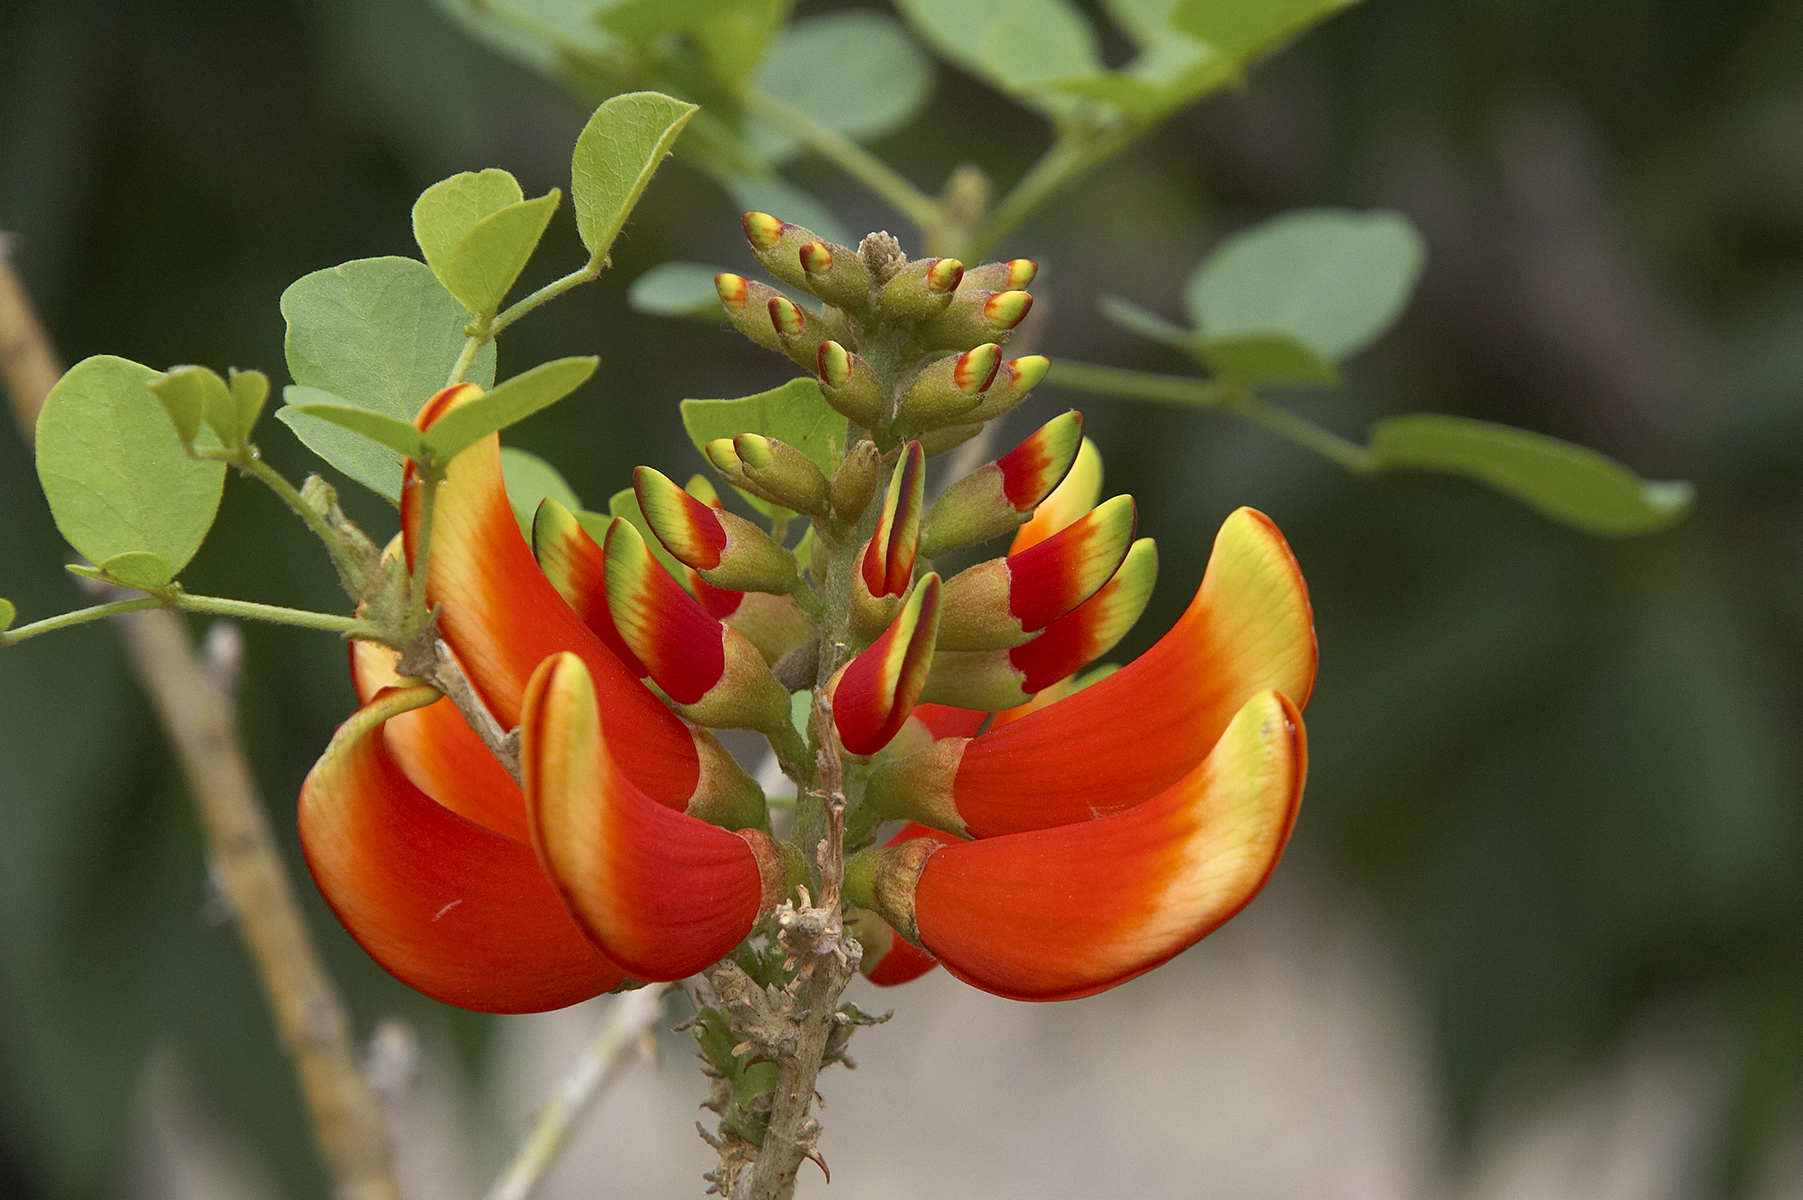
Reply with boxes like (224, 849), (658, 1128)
(706, 435), (831, 517)
(817, 340), (884, 427)
(894, 345), (1001, 433)
(831, 439), (883, 523)
(956, 258), (1037, 294)
(957, 354), (1048, 425)
(716, 273), (784, 353)
(634, 466), (800, 595)
(1011, 435), (1102, 554)
(919, 411), (1084, 557)
(876, 256), (965, 323)
(766, 295), (834, 369)
(936, 495), (1137, 651)
(602, 520), (792, 735)
(910, 289), (1033, 352)
(916, 422), (985, 457)
(796, 240), (874, 313)
(741, 211), (819, 291)
(832, 573), (942, 756)
(530, 499), (643, 674)
(850, 442), (925, 638)
(920, 538), (1157, 710)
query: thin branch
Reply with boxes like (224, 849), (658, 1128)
(485, 984), (670, 1200)
(741, 90), (942, 233)
(960, 128), (1134, 262)
(0, 226), (403, 1200)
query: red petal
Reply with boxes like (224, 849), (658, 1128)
(299, 686), (624, 1013)
(952, 508), (1315, 836)
(523, 653), (766, 981)
(401, 391), (697, 802)
(349, 640), (527, 841)
(915, 690), (1305, 1001)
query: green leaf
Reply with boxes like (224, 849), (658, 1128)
(95, 551), (174, 591)
(629, 262), (733, 319)
(144, 367), (212, 446)
(287, 402), (430, 460)
(425, 357), (599, 461)
(442, 190), (561, 316)
(1186, 208), (1425, 362)
(273, 387), (404, 503)
(747, 12), (934, 161)
(500, 447), (582, 540)
(35, 356), (227, 574)
(412, 169), (524, 286)
(1370, 414), (1694, 536)
(680, 377), (845, 518)
(607, 488), (687, 581)
(595, 0), (738, 43)
(280, 256), (495, 497)
(0, 597), (16, 633)
(1198, 334), (1339, 385)
(228, 369), (269, 443)
(1171, 0), (1357, 65)
(571, 92), (698, 261)
(896, 0), (1105, 118)
(722, 174), (853, 246)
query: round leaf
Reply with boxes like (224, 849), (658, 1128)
(571, 92), (698, 261)
(35, 356), (227, 574)
(412, 168), (524, 283)
(748, 12), (934, 162)
(95, 551), (174, 591)
(629, 262), (735, 319)
(1186, 208), (1426, 361)
(0, 598), (15, 633)
(442, 190), (561, 317)
(1371, 414), (1694, 536)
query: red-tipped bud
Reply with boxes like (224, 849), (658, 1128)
(831, 439), (883, 523)
(635, 466), (800, 594)
(911, 288), (1034, 351)
(742, 211), (817, 290)
(796, 240), (873, 313)
(957, 259), (1038, 294)
(529, 499), (644, 675)
(920, 537), (1157, 710)
(919, 411), (1084, 557)
(716, 273), (784, 353)
(895, 345), (1001, 432)
(765, 296), (834, 368)
(1011, 435), (1102, 554)
(861, 442), (926, 599)
(877, 257), (966, 323)
(960, 354), (1049, 424)
(816, 340), (884, 427)
(832, 573), (942, 756)
(706, 435), (831, 517)
(936, 495), (1137, 651)
(603, 521), (791, 733)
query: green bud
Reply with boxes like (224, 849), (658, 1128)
(816, 341), (884, 427)
(227, 368), (269, 444)
(895, 345), (1001, 433)
(910, 288), (1033, 352)
(796, 240), (874, 314)
(147, 365), (230, 448)
(876, 256), (964, 324)
(831, 439), (883, 523)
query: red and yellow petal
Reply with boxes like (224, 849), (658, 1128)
(951, 508), (1314, 835)
(833, 575), (942, 756)
(1010, 435), (1102, 554)
(349, 639), (528, 841)
(913, 689), (1305, 1001)
(522, 653), (773, 981)
(402, 387), (697, 801)
(299, 684), (624, 1013)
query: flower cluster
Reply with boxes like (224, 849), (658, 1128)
(298, 216), (1317, 1014)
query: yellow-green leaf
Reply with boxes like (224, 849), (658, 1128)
(425, 357), (598, 461)
(442, 190), (561, 316)
(413, 168), (524, 284)
(95, 551), (175, 591)
(571, 92), (698, 261)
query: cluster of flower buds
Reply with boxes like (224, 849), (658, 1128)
(296, 217), (1317, 1020)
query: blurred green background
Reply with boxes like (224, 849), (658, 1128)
(1, 1), (1799, 1196)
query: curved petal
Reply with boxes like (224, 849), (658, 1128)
(952, 507), (1315, 836)
(914, 690), (1306, 1002)
(299, 685), (624, 1013)
(401, 388), (698, 802)
(349, 640), (528, 842)
(523, 653), (768, 981)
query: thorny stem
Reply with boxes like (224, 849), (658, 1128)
(0, 230), (402, 1200)
(742, 90), (942, 233)
(485, 984), (670, 1200)
(1046, 359), (1382, 474)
